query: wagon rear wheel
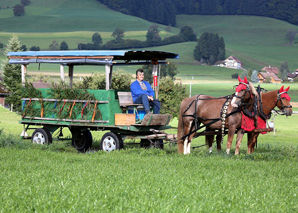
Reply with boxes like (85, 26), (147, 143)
(71, 129), (92, 152)
(100, 132), (123, 152)
(32, 128), (52, 145)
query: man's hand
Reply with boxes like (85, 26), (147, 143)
(147, 95), (154, 101)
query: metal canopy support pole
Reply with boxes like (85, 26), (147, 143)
(68, 64), (74, 88)
(105, 64), (112, 90)
(21, 64), (27, 87)
(60, 64), (65, 81)
(152, 63), (158, 97)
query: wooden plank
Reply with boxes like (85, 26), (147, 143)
(141, 114), (172, 126)
(118, 92), (143, 107)
(115, 114), (135, 126)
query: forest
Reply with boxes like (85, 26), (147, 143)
(97, 0), (298, 26)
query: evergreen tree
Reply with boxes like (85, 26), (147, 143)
(279, 61), (290, 80)
(60, 41), (68, 50)
(251, 70), (259, 83)
(1, 34), (22, 111)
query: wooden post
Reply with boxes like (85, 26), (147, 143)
(21, 64), (27, 87)
(105, 64), (112, 90)
(68, 65), (74, 88)
(60, 64), (65, 81)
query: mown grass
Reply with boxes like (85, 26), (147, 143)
(0, 100), (298, 212)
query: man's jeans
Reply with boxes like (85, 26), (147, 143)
(133, 94), (160, 114)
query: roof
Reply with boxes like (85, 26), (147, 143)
(262, 66), (279, 74)
(287, 73), (297, 78)
(7, 50), (179, 65)
(258, 72), (281, 81)
(225, 55), (242, 63)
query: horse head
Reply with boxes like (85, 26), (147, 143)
(276, 86), (293, 116)
(231, 76), (258, 108)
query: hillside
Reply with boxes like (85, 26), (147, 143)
(1, 0), (298, 73)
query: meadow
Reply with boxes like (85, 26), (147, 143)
(1, 1), (298, 211)
(0, 105), (298, 212)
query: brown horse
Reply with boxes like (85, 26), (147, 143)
(177, 77), (258, 155)
(246, 86), (293, 153)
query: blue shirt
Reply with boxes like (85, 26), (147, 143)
(130, 80), (155, 102)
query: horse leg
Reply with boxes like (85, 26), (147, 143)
(251, 132), (259, 153)
(235, 129), (245, 155)
(205, 135), (214, 153)
(226, 128), (236, 155)
(216, 134), (222, 151)
(247, 132), (253, 154)
(183, 138), (189, 155)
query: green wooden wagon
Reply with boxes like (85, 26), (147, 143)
(8, 50), (179, 152)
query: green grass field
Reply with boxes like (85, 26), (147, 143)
(0, 105), (298, 212)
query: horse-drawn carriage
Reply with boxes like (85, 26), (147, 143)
(8, 50), (293, 154)
(8, 50), (178, 152)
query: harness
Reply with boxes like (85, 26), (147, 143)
(179, 94), (240, 143)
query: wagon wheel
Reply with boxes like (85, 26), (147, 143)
(100, 132), (123, 152)
(71, 129), (92, 152)
(32, 128), (52, 145)
(140, 139), (163, 149)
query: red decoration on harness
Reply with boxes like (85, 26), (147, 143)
(236, 76), (248, 92)
(241, 112), (267, 134)
(279, 85), (291, 101)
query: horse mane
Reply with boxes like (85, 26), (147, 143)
(248, 82), (258, 97)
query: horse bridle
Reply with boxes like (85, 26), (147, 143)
(275, 90), (292, 111)
(234, 82), (251, 102)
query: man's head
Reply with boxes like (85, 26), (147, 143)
(136, 68), (144, 81)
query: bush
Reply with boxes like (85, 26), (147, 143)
(30, 46), (40, 51)
(20, 45), (26, 51)
(0, 43), (3, 48)
(231, 73), (239, 79)
(158, 78), (187, 119)
(74, 70), (132, 90)
(13, 4), (25, 16)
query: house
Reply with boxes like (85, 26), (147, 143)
(216, 56), (243, 69)
(261, 66), (279, 74)
(258, 72), (281, 83)
(0, 83), (10, 107)
(287, 73), (297, 82)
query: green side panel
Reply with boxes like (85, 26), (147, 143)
(21, 89), (122, 126)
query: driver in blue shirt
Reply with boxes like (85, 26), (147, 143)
(130, 68), (160, 114)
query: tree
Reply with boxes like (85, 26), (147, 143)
(179, 26), (197, 41)
(20, 45), (26, 51)
(60, 41), (68, 50)
(92, 33), (102, 45)
(49, 40), (59, 50)
(0, 43), (3, 48)
(279, 61), (290, 80)
(1, 34), (22, 111)
(285, 29), (297, 46)
(146, 25), (161, 46)
(112, 28), (125, 42)
(251, 70), (259, 83)
(21, 0), (31, 6)
(13, 4), (25, 16)
(30, 46), (40, 51)
(158, 78), (187, 119)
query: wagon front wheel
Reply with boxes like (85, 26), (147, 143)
(32, 128), (52, 145)
(100, 132), (123, 152)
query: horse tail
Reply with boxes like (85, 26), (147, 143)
(177, 101), (185, 154)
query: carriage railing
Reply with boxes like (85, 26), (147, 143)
(21, 98), (109, 123)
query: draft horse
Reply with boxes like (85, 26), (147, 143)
(177, 77), (258, 155)
(246, 86), (293, 153)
